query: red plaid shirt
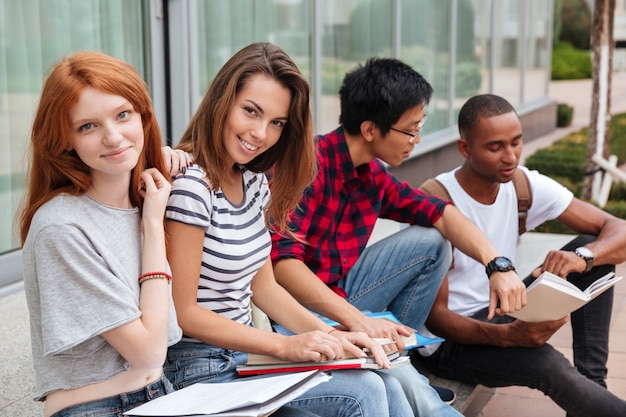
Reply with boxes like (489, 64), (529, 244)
(271, 127), (449, 297)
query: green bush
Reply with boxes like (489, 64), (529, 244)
(557, 103), (574, 127)
(525, 131), (588, 183)
(551, 42), (592, 80)
(609, 182), (626, 201)
(609, 113), (626, 166)
(526, 113), (626, 233)
(604, 200), (626, 219)
(558, 0), (591, 50)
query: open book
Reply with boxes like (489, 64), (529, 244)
(509, 270), (622, 322)
(126, 370), (330, 416)
(237, 338), (409, 376)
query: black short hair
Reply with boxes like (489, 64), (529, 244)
(458, 94), (517, 138)
(338, 57), (433, 136)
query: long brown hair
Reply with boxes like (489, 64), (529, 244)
(19, 51), (167, 244)
(177, 42), (316, 233)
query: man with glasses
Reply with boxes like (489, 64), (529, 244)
(389, 115), (427, 144)
(270, 58), (526, 416)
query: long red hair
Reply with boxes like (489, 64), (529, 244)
(19, 51), (167, 244)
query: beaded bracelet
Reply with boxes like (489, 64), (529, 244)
(138, 271), (172, 285)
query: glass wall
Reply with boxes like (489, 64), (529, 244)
(523, 0), (552, 104)
(195, 0), (311, 99)
(179, 0), (551, 138)
(0, 0), (149, 287)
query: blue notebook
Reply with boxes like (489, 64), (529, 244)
(322, 311), (444, 349)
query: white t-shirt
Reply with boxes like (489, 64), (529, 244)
(419, 166), (572, 355)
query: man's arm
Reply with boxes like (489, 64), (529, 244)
(273, 258), (414, 349)
(426, 277), (567, 348)
(432, 204), (526, 319)
(538, 198), (626, 277)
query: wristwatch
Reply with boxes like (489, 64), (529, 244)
(574, 246), (594, 273)
(485, 256), (516, 278)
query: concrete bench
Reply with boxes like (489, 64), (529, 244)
(410, 354), (494, 416)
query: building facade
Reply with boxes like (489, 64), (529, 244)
(0, 0), (555, 293)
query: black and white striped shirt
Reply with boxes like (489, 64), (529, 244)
(166, 165), (271, 342)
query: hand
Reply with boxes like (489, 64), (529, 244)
(488, 270), (526, 320)
(162, 146), (193, 177)
(532, 250), (587, 278)
(505, 317), (568, 347)
(331, 330), (392, 369)
(139, 168), (171, 222)
(344, 316), (414, 352)
(274, 331), (344, 363)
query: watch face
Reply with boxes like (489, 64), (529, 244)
(576, 247), (593, 259)
(495, 257), (512, 268)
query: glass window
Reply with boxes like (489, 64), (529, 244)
(401, 0), (453, 132)
(523, 0), (551, 103)
(194, 0), (311, 107)
(470, 0), (493, 96)
(492, 0), (523, 105)
(0, 0), (147, 269)
(317, 0), (393, 133)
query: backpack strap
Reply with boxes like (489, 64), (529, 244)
(419, 178), (452, 202)
(511, 169), (532, 235)
(419, 169), (533, 243)
(419, 178), (455, 269)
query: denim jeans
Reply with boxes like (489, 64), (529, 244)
(50, 374), (173, 417)
(164, 341), (413, 417)
(419, 235), (625, 417)
(339, 225), (461, 417)
(340, 225), (451, 332)
(553, 235), (613, 390)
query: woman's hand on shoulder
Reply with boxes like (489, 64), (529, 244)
(162, 146), (193, 177)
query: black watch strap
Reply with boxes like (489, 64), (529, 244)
(485, 256), (516, 278)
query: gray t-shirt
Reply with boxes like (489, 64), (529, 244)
(22, 194), (182, 401)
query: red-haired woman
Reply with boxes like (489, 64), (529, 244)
(19, 51), (183, 417)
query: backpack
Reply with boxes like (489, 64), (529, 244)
(419, 169), (533, 235)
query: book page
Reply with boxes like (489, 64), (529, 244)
(585, 273), (621, 296)
(126, 370), (331, 416)
(526, 271), (584, 298)
(509, 271), (620, 322)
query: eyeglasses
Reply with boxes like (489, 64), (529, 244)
(389, 116), (428, 144)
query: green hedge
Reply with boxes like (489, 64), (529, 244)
(557, 103), (574, 127)
(551, 42), (592, 80)
(526, 113), (626, 233)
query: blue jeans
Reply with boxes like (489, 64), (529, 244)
(339, 225), (461, 417)
(340, 225), (451, 332)
(49, 374), (173, 417)
(164, 341), (413, 417)
(418, 235), (625, 417)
